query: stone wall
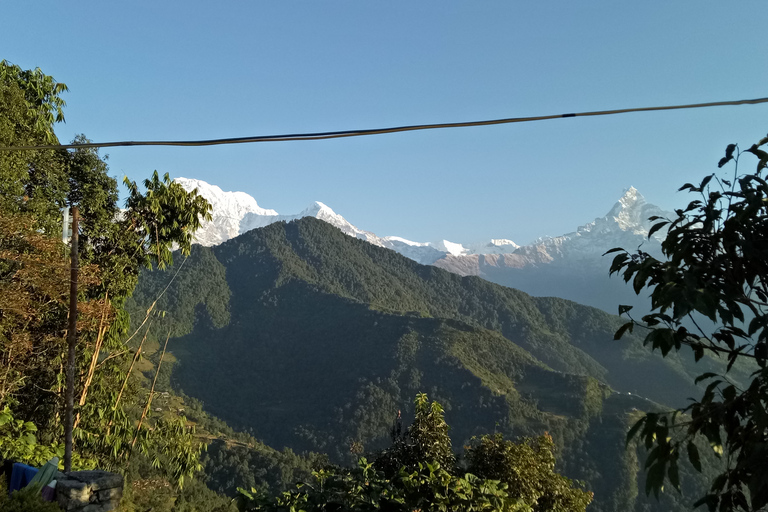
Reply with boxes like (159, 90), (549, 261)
(55, 470), (123, 512)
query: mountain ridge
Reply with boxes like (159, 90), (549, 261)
(176, 178), (674, 313)
(126, 216), (722, 512)
(177, 178), (672, 268)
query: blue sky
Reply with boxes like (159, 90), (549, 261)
(2, 2), (767, 244)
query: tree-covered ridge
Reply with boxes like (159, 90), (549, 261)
(128, 215), (726, 511)
(199, 216), (708, 405)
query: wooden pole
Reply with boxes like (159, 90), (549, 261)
(64, 206), (79, 472)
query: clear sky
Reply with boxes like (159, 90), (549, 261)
(2, 2), (767, 245)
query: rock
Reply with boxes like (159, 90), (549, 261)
(55, 470), (123, 512)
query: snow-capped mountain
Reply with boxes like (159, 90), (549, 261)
(430, 186), (673, 314)
(435, 186), (668, 274)
(175, 178), (277, 247)
(176, 177), (522, 264)
(177, 177), (672, 314)
(178, 178), (668, 274)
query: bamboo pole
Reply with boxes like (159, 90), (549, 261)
(132, 330), (171, 448)
(114, 319), (152, 411)
(74, 292), (110, 430)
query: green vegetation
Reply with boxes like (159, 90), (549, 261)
(128, 210), (734, 510)
(0, 481), (62, 512)
(0, 61), (221, 509)
(237, 393), (590, 512)
(6, 59), (758, 512)
(610, 136), (768, 511)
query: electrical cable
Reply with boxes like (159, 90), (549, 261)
(1, 96), (767, 151)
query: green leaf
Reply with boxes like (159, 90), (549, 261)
(668, 460), (680, 491)
(687, 441), (702, 472)
(648, 221), (668, 238)
(614, 321), (634, 340)
(626, 416), (646, 446)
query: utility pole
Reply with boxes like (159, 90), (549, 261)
(64, 206), (79, 473)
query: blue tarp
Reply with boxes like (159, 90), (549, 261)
(9, 463), (39, 495)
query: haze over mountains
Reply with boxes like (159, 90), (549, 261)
(177, 177), (672, 313)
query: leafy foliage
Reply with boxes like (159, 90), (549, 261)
(0, 60), (67, 143)
(0, 62), (213, 499)
(0, 487), (62, 512)
(608, 135), (768, 511)
(375, 393), (456, 477)
(0, 63), (68, 234)
(123, 170), (213, 271)
(0, 406), (92, 469)
(237, 394), (581, 512)
(0, 211), (98, 409)
(467, 432), (593, 512)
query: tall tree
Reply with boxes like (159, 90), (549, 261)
(0, 62), (212, 484)
(608, 134), (768, 511)
(0, 60), (69, 234)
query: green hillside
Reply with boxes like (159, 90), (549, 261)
(126, 217), (720, 511)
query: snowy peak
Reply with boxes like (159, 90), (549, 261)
(176, 178), (277, 217)
(589, 186), (668, 239)
(463, 238), (520, 255)
(491, 239), (519, 248)
(430, 240), (467, 257)
(503, 187), (672, 266)
(299, 201), (354, 229)
(175, 177), (277, 246)
(179, 177), (670, 272)
(299, 201), (332, 217)
(605, 186), (653, 234)
(180, 178), (383, 249)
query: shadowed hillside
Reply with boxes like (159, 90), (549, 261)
(127, 217), (729, 512)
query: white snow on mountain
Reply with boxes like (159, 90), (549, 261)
(521, 186), (668, 261)
(433, 186), (671, 278)
(176, 178), (277, 247)
(176, 177), (471, 263)
(177, 178), (669, 269)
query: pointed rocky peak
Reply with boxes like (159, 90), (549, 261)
(607, 185), (644, 216)
(599, 186), (659, 234)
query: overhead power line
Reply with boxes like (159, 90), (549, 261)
(2, 96), (768, 152)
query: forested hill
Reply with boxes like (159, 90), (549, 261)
(127, 217), (720, 512)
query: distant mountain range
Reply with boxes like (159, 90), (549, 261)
(177, 177), (672, 313)
(176, 177), (525, 264)
(127, 216), (737, 512)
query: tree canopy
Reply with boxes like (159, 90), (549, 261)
(0, 61), (213, 493)
(609, 134), (768, 511)
(236, 393), (591, 512)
